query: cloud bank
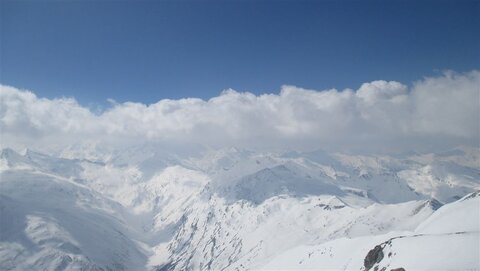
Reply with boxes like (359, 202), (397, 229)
(1, 70), (479, 153)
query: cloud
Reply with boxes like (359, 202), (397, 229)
(356, 80), (407, 105)
(1, 70), (479, 154)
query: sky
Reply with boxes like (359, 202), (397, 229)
(1, 0), (479, 106)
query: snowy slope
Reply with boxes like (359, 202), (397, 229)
(262, 191), (480, 271)
(158, 195), (438, 271)
(0, 170), (148, 271)
(0, 146), (478, 270)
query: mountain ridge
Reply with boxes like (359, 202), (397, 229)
(0, 146), (478, 270)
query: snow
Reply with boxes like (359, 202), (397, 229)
(0, 170), (148, 270)
(262, 192), (480, 271)
(416, 191), (480, 234)
(0, 146), (479, 270)
(373, 232), (479, 270)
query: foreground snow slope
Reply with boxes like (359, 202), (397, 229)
(0, 146), (478, 270)
(262, 192), (480, 270)
(0, 170), (148, 271)
(158, 195), (439, 271)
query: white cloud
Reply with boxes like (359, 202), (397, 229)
(356, 80), (407, 105)
(1, 70), (479, 153)
(410, 71), (480, 138)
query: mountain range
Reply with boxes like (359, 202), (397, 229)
(0, 145), (478, 270)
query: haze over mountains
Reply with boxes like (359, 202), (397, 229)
(0, 70), (479, 270)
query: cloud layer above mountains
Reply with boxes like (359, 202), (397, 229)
(1, 70), (479, 153)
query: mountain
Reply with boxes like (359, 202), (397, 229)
(0, 146), (478, 270)
(262, 191), (480, 270)
(0, 166), (147, 270)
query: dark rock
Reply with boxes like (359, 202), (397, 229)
(427, 198), (443, 210)
(364, 245), (384, 271)
(390, 268), (405, 271)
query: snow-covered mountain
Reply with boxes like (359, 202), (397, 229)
(0, 146), (478, 270)
(263, 191), (480, 270)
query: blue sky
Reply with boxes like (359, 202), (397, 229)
(1, 0), (479, 106)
